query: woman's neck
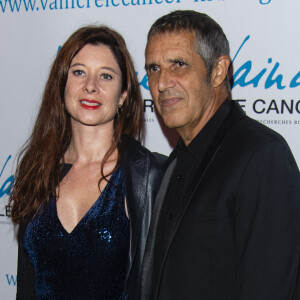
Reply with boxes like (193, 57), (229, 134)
(64, 122), (117, 165)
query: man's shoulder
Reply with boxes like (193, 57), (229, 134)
(238, 116), (288, 151)
(230, 100), (288, 149)
(217, 101), (297, 169)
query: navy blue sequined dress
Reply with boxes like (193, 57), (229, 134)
(24, 167), (129, 300)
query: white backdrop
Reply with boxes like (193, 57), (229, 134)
(1, 0), (299, 298)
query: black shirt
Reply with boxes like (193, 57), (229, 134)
(153, 99), (231, 286)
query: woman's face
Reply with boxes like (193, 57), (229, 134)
(64, 44), (127, 129)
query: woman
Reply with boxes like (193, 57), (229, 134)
(10, 25), (166, 299)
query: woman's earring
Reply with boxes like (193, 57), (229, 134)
(116, 104), (123, 119)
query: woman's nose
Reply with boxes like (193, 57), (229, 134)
(84, 76), (99, 93)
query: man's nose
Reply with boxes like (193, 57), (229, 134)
(157, 69), (175, 92)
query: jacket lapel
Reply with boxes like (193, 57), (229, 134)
(140, 158), (177, 300)
(121, 138), (149, 282)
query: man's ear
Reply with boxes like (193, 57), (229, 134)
(211, 56), (231, 88)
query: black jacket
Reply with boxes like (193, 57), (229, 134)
(141, 101), (300, 300)
(16, 137), (167, 299)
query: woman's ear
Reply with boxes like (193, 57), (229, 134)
(211, 56), (231, 88)
(119, 90), (128, 106)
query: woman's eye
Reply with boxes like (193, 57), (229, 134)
(73, 70), (85, 76)
(101, 73), (112, 80)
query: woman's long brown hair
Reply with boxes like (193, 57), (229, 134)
(10, 26), (144, 224)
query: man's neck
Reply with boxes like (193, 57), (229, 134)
(178, 96), (228, 146)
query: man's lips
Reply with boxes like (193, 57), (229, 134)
(160, 97), (182, 108)
(79, 99), (102, 110)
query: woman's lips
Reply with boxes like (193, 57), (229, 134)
(79, 99), (102, 110)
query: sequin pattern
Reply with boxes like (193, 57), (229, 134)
(25, 167), (129, 300)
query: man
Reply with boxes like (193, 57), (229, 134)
(140, 10), (300, 300)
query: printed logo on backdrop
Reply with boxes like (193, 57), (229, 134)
(0, 0), (236, 14)
(139, 35), (300, 126)
(0, 156), (14, 225)
(231, 35), (300, 126)
(6, 274), (17, 286)
(259, 0), (271, 4)
(0, 0), (181, 13)
(193, 0), (271, 4)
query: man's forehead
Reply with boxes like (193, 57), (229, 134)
(147, 29), (196, 44)
(146, 30), (197, 56)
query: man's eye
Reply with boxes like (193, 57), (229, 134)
(148, 65), (159, 73)
(176, 61), (186, 67)
(101, 73), (112, 80)
(73, 70), (85, 76)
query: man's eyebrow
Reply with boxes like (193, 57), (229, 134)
(144, 57), (188, 70)
(168, 57), (187, 64)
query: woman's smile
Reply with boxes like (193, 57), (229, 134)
(79, 99), (102, 110)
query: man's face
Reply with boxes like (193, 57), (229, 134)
(145, 30), (216, 144)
